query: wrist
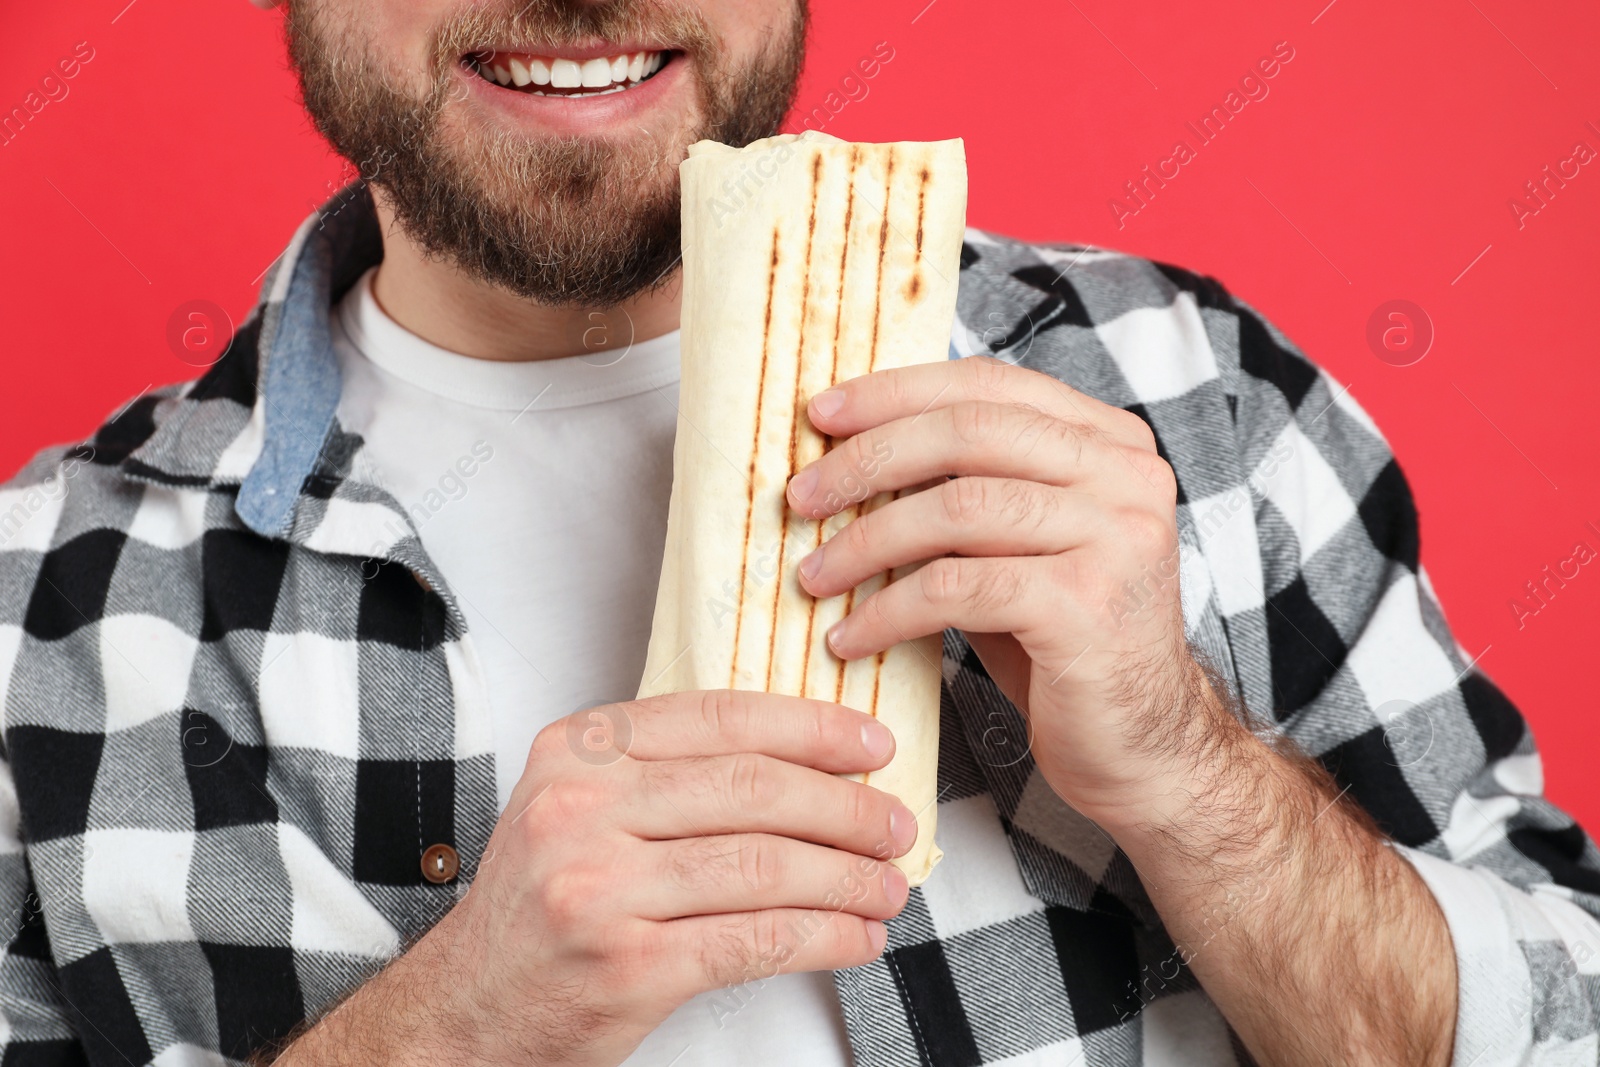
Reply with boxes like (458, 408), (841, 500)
(1083, 659), (1273, 849)
(272, 909), (498, 1067)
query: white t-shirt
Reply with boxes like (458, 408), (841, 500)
(331, 267), (853, 1067)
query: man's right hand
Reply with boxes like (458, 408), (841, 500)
(271, 690), (917, 1067)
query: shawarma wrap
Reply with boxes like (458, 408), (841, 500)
(638, 130), (968, 885)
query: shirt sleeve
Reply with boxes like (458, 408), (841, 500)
(1222, 293), (1600, 1066)
(0, 758), (91, 1064)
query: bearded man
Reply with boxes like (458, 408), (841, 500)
(1, 1), (1597, 1065)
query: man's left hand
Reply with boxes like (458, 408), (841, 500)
(786, 354), (1458, 1067)
(786, 354), (1230, 834)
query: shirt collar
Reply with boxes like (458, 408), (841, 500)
(119, 182), (384, 539)
(236, 184), (384, 537)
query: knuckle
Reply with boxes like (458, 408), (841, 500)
(746, 909), (785, 965)
(528, 719), (566, 763)
(819, 915), (877, 968)
(540, 778), (606, 824)
(849, 432), (889, 488)
(539, 866), (600, 928)
(737, 836), (784, 892)
(1129, 417), (1159, 452)
(941, 477), (990, 526)
(841, 511), (875, 557)
(961, 354), (1012, 399)
(1122, 444), (1172, 489)
(842, 782), (876, 834)
(949, 400), (1004, 448)
(919, 557), (965, 604)
(698, 689), (745, 740)
(1145, 456), (1179, 503)
(810, 700), (854, 759)
(726, 752), (774, 811)
(805, 700), (830, 751)
(1122, 508), (1175, 554)
(879, 368), (915, 412)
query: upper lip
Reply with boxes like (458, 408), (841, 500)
(464, 41), (673, 61)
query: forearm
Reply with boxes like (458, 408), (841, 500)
(1106, 677), (1457, 1066)
(262, 915), (492, 1067)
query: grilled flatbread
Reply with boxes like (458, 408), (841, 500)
(638, 130), (968, 885)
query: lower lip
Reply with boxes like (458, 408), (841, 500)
(453, 55), (685, 134)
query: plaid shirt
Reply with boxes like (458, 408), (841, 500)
(2, 184), (1598, 1067)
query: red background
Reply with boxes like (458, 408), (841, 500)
(3, 1), (1597, 823)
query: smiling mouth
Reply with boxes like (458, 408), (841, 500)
(465, 48), (673, 97)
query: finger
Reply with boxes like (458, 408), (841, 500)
(663, 907), (888, 994)
(624, 754), (921, 860)
(808, 355), (1157, 452)
(616, 690), (896, 773)
(797, 478), (1106, 598)
(788, 401), (1131, 518)
(631, 835), (909, 921)
(826, 556), (1070, 661)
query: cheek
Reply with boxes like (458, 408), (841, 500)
(709, 0), (801, 60)
(365, 0), (455, 87)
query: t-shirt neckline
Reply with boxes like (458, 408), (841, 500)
(335, 266), (682, 412)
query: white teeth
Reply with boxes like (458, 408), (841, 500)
(480, 50), (663, 92)
(549, 58), (581, 88)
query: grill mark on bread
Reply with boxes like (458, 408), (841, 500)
(838, 150), (902, 713)
(907, 167), (930, 303)
(869, 163), (931, 715)
(916, 167), (929, 255)
(829, 148), (860, 391)
(805, 147), (859, 701)
(869, 151), (895, 374)
(732, 227), (783, 689)
(768, 157), (823, 693)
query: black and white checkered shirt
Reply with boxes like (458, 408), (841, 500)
(3, 185), (1598, 1066)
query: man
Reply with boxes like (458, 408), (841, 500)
(1, 0), (1596, 1063)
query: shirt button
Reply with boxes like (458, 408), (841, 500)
(421, 844), (460, 884)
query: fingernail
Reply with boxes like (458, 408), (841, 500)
(866, 919), (888, 954)
(827, 620), (847, 655)
(789, 467), (818, 502)
(890, 806), (918, 851)
(799, 545), (824, 582)
(861, 719), (893, 760)
(882, 864), (909, 910)
(812, 388), (846, 419)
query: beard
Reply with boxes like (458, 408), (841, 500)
(285, 0), (807, 308)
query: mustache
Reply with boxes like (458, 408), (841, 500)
(430, 0), (719, 64)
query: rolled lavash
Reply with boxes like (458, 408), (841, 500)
(637, 130), (968, 886)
